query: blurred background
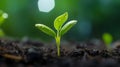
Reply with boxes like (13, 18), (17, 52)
(0, 0), (120, 42)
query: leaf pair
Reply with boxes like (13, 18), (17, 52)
(35, 12), (77, 37)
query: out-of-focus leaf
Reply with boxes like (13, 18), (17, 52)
(0, 10), (8, 26)
(102, 33), (113, 45)
(0, 29), (5, 37)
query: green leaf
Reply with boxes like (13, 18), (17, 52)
(54, 12), (68, 31)
(60, 20), (77, 36)
(35, 24), (56, 37)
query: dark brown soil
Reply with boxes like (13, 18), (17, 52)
(0, 38), (120, 67)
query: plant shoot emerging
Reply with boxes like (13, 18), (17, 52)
(35, 12), (77, 56)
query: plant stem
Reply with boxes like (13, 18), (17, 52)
(55, 31), (61, 56)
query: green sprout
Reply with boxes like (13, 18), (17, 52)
(35, 12), (77, 56)
(102, 33), (113, 49)
(0, 10), (8, 37)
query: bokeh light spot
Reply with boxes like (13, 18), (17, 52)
(38, 0), (55, 12)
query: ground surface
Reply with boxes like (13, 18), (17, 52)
(0, 38), (120, 67)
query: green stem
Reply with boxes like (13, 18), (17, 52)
(55, 31), (61, 56)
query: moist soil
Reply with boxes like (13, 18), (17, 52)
(0, 38), (120, 67)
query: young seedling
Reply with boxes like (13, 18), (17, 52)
(35, 12), (77, 56)
(102, 33), (113, 50)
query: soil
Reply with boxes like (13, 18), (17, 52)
(0, 38), (120, 67)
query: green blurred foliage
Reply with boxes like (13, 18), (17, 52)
(0, 0), (120, 41)
(0, 29), (5, 37)
(0, 10), (8, 37)
(102, 33), (113, 49)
